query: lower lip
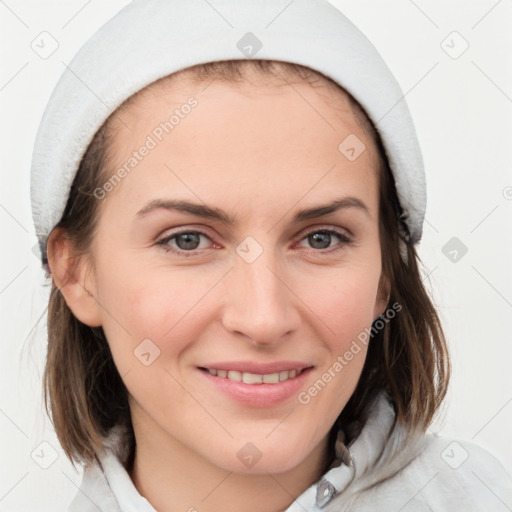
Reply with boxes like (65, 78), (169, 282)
(198, 367), (313, 407)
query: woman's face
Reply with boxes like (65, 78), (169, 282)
(79, 73), (388, 474)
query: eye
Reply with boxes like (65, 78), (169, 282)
(296, 228), (351, 253)
(156, 227), (352, 257)
(156, 230), (214, 256)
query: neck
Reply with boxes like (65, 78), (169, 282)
(128, 409), (332, 512)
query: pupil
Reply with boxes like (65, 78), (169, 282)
(309, 232), (331, 249)
(177, 233), (200, 250)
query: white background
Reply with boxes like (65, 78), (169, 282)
(1, 0), (511, 510)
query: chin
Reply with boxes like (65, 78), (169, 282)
(206, 436), (321, 476)
(231, 454), (308, 475)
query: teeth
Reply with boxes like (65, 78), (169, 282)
(205, 368), (302, 384)
(263, 373), (280, 384)
(227, 370), (242, 382)
(242, 373), (263, 384)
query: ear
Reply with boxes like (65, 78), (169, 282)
(46, 227), (102, 327)
(373, 271), (391, 320)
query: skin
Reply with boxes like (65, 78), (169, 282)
(48, 70), (389, 512)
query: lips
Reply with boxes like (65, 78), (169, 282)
(197, 361), (314, 406)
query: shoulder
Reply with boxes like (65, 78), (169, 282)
(381, 435), (510, 511)
(331, 434), (512, 512)
(65, 462), (122, 512)
(414, 435), (512, 510)
(416, 434), (511, 483)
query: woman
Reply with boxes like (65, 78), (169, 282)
(30, 0), (512, 510)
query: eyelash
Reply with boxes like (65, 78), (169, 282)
(155, 227), (352, 257)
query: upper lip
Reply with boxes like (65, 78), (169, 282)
(198, 361), (313, 374)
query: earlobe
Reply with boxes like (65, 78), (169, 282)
(46, 228), (102, 327)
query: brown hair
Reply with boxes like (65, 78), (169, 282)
(43, 60), (450, 467)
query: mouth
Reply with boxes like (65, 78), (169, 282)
(197, 363), (314, 406)
(198, 367), (309, 384)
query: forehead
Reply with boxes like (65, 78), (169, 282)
(109, 70), (378, 161)
(97, 73), (381, 221)
(115, 64), (373, 134)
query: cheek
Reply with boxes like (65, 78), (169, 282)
(95, 262), (222, 364)
(294, 270), (379, 418)
(94, 268), (213, 418)
(298, 264), (382, 345)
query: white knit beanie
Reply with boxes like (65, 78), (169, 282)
(30, 0), (425, 269)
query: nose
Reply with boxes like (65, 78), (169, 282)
(221, 248), (301, 347)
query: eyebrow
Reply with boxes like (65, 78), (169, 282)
(135, 196), (370, 224)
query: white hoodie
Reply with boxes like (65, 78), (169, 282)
(66, 392), (512, 511)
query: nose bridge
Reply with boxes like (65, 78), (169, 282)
(222, 242), (299, 344)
